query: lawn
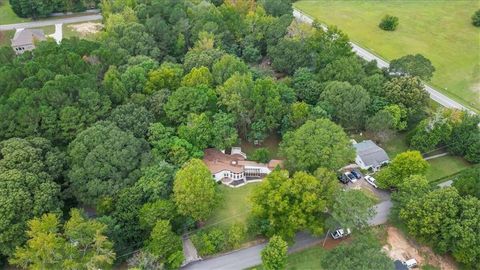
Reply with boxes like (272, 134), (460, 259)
(425, 155), (472, 182)
(206, 183), (260, 227)
(294, 0), (480, 112)
(0, 0), (30, 24)
(254, 246), (326, 270)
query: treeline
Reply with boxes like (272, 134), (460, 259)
(9, 0), (100, 18)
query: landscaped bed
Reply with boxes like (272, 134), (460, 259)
(294, 0), (480, 112)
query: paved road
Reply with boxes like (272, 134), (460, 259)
(0, 14), (102, 31)
(182, 199), (392, 270)
(292, 9), (473, 113)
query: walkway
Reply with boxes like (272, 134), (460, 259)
(292, 9), (474, 114)
(0, 14), (102, 31)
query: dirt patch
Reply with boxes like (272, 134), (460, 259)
(322, 237), (351, 250)
(68, 22), (103, 36)
(383, 226), (458, 270)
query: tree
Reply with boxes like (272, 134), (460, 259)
(211, 112), (239, 150)
(319, 81), (370, 129)
(145, 62), (184, 93)
(146, 220), (184, 269)
(448, 113), (480, 163)
(392, 174), (430, 210)
(379, 15), (399, 31)
(178, 113), (214, 150)
(261, 235), (288, 270)
(280, 119), (355, 172)
(366, 109), (396, 142)
(10, 209), (115, 270)
(331, 190), (376, 229)
(103, 65), (128, 104)
(390, 54), (435, 81)
(107, 103), (154, 138)
(173, 159), (218, 222)
(251, 148), (270, 163)
(135, 161), (177, 201)
(451, 196), (480, 268)
(376, 151), (429, 189)
(268, 38), (309, 75)
(182, 66), (213, 87)
(164, 85), (217, 124)
(259, 0), (292, 17)
(319, 56), (366, 85)
(9, 0), (56, 18)
(212, 54), (250, 85)
(452, 166), (480, 199)
(67, 121), (150, 205)
(251, 170), (333, 240)
(0, 137), (63, 257)
(400, 188), (461, 253)
(321, 232), (393, 270)
(409, 117), (452, 153)
(292, 68), (323, 104)
(472, 9), (480, 27)
(383, 76), (429, 113)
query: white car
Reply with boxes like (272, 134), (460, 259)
(403, 259), (418, 268)
(364, 175), (378, 188)
(344, 172), (357, 183)
(330, 228), (351, 239)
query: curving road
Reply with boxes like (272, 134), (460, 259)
(293, 9), (474, 114)
(0, 14), (102, 31)
(182, 198), (392, 270)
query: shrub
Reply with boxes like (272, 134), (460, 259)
(251, 148), (271, 163)
(191, 223), (247, 256)
(379, 15), (399, 31)
(472, 10), (480, 27)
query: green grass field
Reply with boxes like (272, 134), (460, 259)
(294, 0), (480, 111)
(0, 0), (30, 24)
(206, 183), (260, 227)
(253, 246), (326, 270)
(426, 155), (472, 182)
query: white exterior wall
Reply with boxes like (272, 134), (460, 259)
(245, 165), (271, 174)
(212, 170), (246, 182)
(355, 155), (369, 170)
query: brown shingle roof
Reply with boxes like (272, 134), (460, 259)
(203, 148), (245, 174)
(11, 29), (46, 46)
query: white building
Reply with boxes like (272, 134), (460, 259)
(353, 140), (390, 172)
(203, 148), (282, 187)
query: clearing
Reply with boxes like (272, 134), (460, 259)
(206, 182), (260, 227)
(294, 0), (480, 111)
(63, 20), (103, 40)
(383, 226), (458, 270)
(425, 155), (472, 182)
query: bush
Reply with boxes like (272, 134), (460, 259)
(251, 148), (271, 163)
(379, 15), (399, 31)
(472, 10), (480, 27)
(191, 223), (247, 256)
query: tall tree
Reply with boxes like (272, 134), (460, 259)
(173, 159), (218, 222)
(452, 166), (480, 199)
(67, 121), (150, 205)
(164, 85), (217, 124)
(261, 235), (288, 270)
(389, 54), (435, 81)
(10, 209), (115, 269)
(107, 103), (154, 138)
(331, 190), (376, 229)
(376, 151), (428, 189)
(383, 76), (429, 114)
(280, 119), (355, 172)
(146, 220), (184, 269)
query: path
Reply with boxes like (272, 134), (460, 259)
(0, 14), (102, 31)
(292, 9), (474, 114)
(48, 23), (63, 44)
(424, 152), (448, 160)
(182, 199), (392, 270)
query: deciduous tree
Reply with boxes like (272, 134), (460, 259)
(261, 235), (288, 270)
(390, 54), (435, 81)
(376, 151), (428, 189)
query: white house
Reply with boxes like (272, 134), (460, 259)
(353, 140), (390, 172)
(203, 148), (282, 187)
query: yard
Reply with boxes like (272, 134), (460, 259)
(253, 246), (326, 270)
(205, 182), (260, 227)
(294, 0), (480, 112)
(0, 0), (30, 24)
(425, 155), (472, 182)
(350, 132), (409, 159)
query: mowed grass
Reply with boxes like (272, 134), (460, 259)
(426, 155), (472, 182)
(206, 183), (260, 227)
(294, 0), (480, 111)
(0, 0), (30, 24)
(253, 246), (326, 270)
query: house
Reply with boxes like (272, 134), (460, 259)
(203, 147), (282, 187)
(11, 29), (46, 55)
(353, 140), (389, 172)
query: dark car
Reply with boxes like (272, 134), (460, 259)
(351, 169), (363, 179)
(337, 173), (349, 184)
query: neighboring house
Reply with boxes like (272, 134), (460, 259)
(11, 29), (46, 54)
(203, 147), (282, 187)
(353, 140), (390, 172)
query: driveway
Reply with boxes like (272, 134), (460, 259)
(292, 9), (474, 114)
(0, 14), (102, 31)
(182, 199), (392, 270)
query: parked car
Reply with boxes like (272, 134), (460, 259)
(337, 173), (349, 184)
(331, 228), (351, 239)
(364, 175), (378, 188)
(403, 259), (418, 269)
(351, 169), (363, 179)
(345, 172), (357, 183)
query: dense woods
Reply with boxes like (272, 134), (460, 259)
(0, 0), (478, 269)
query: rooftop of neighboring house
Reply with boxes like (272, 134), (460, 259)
(203, 148), (283, 174)
(353, 140), (390, 167)
(11, 29), (46, 47)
